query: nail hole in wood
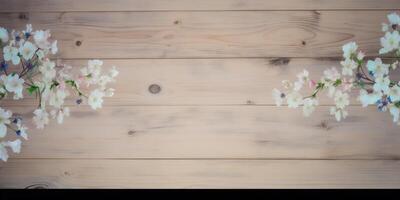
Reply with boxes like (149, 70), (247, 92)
(128, 130), (136, 135)
(148, 84), (161, 94)
(75, 40), (82, 46)
(174, 20), (180, 25)
(18, 13), (28, 20)
(302, 41), (306, 46)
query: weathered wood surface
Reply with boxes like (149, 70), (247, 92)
(1, 0), (400, 188)
(0, 11), (388, 58)
(1, 58), (399, 106)
(2, 159), (400, 188)
(1, 0), (400, 12)
(4, 106), (399, 159)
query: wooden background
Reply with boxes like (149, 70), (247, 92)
(0, 0), (400, 188)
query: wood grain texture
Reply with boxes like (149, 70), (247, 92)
(1, 1), (400, 188)
(1, 58), (399, 106)
(3, 105), (397, 159)
(1, 0), (400, 12)
(1, 159), (400, 188)
(0, 11), (388, 58)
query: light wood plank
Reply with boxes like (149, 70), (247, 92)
(1, 159), (400, 188)
(0, 11), (388, 58)
(1, 58), (398, 106)
(1, 0), (399, 12)
(2, 105), (397, 159)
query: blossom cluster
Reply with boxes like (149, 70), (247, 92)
(273, 12), (400, 124)
(0, 24), (118, 161)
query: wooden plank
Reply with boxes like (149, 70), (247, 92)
(1, 159), (400, 188)
(1, 0), (400, 12)
(0, 11), (387, 58)
(3, 105), (398, 159)
(1, 58), (398, 106)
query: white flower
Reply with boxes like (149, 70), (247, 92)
(19, 41), (37, 60)
(302, 98), (318, 117)
(109, 66), (119, 78)
(0, 107), (12, 138)
(33, 30), (51, 49)
(0, 143), (8, 161)
(356, 51), (365, 61)
(88, 89), (105, 110)
(3, 139), (21, 153)
(379, 31), (400, 54)
(340, 58), (357, 76)
(23, 24), (32, 35)
(33, 108), (49, 129)
(3, 46), (20, 65)
(286, 92), (302, 108)
(97, 75), (112, 89)
(49, 89), (68, 109)
(104, 88), (115, 97)
(334, 90), (350, 109)
(16, 124), (28, 140)
(342, 42), (358, 59)
(36, 49), (45, 60)
(39, 60), (56, 82)
(382, 23), (389, 32)
(330, 107), (348, 122)
(389, 84), (400, 102)
(293, 70), (309, 91)
(1, 74), (25, 100)
(326, 83), (336, 98)
(373, 76), (390, 94)
(81, 60), (103, 84)
(389, 105), (400, 122)
(323, 67), (341, 81)
(51, 40), (58, 54)
(358, 89), (381, 107)
(388, 12), (400, 26)
(272, 88), (285, 106)
(367, 58), (389, 78)
(51, 107), (70, 124)
(281, 80), (293, 90)
(0, 27), (9, 43)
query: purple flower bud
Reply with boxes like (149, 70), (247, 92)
(76, 98), (82, 104)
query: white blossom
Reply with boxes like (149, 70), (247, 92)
(334, 90), (350, 110)
(340, 58), (357, 76)
(51, 107), (70, 124)
(88, 89), (105, 110)
(286, 92), (303, 108)
(0, 108), (12, 138)
(33, 30), (51, 49)
(367, 58), (389, 78)
(3, 139), (21, 153)
(0, 27), (9, 43)
(39, 59), (56, 82)
(373, 76), (391, 94)
(389, 84), (400, 102)
(330, 107), (348, 122)
(387, 12), (400, 26)
(323, 67), (341, 81)
(389, 105), (400, 122)
(379, 31), (400, 54)
(358, 89), (381, 107)
(33, 108), (49, 129)
(3, 46), (20, 65)
(19, 41), (37, 60)
(302, 98), (318, 117)
(0, 143), (8, 161)
(1, 74), (24, 100)
(342, 42), (358, 59)
(272, 88), (285, 106)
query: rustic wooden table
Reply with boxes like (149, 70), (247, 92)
(0, 0), (400, 188)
